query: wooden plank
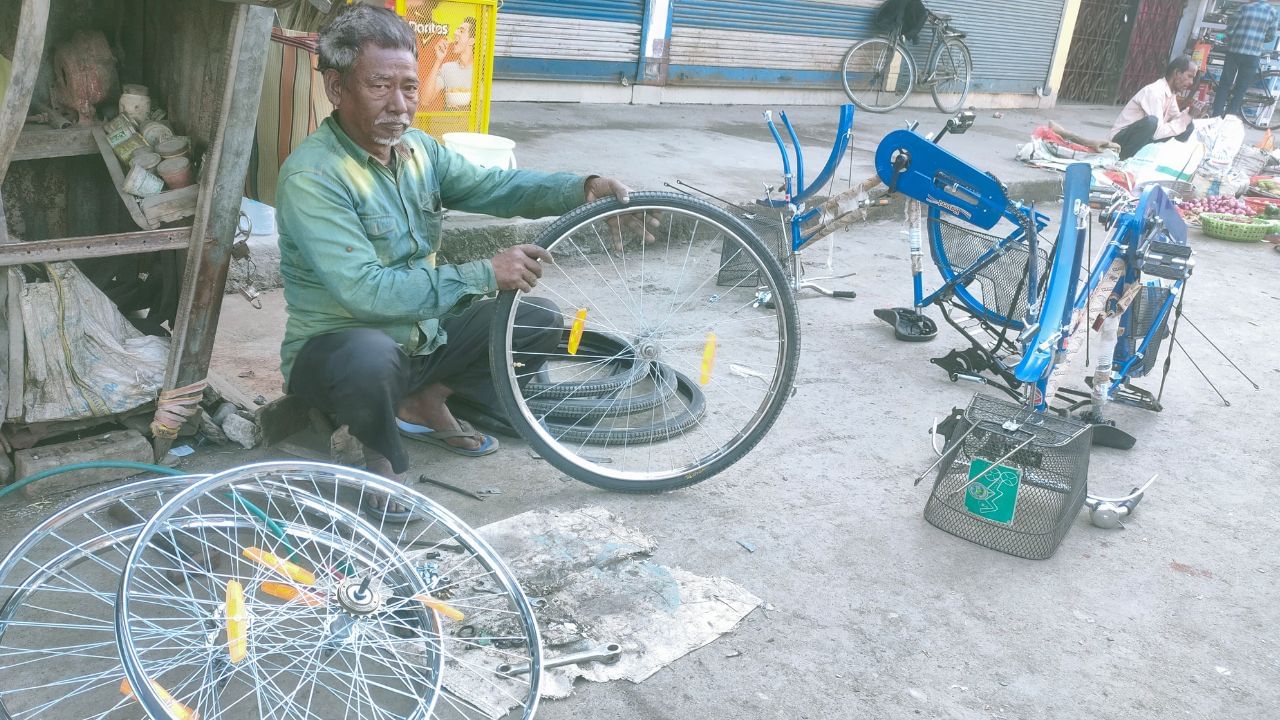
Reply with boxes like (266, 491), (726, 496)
(11, 126), (98, 162)
(257, 394), (311, 448)
(207, 370), (261, 413)
(0, 0), (50, 184)
(90, 127), (154, 230)
(0, 227), (193, 266)
(153, 4), (274, 460)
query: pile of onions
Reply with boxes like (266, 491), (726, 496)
(1178, 195), (1254, 222)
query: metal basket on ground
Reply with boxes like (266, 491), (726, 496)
(924, 394), (1092, 560)
(1124, 285), (1172, 376)
(716, 206), (792, 287)
(931, 216), (1052, 319)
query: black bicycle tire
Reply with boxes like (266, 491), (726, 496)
(842, 37), (915, 113)
(541, 366), (706, 445)
(1239, 71), (1280, 130)
(526, 333), (678, 420)
(930, 37), (972, 114)
(529, 359), (678, 421)
(489, 191), (802, 493)
(522, 330), (650, 398)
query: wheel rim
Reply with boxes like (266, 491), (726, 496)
(844, 40), (913, 111)
(115, 462), (541, 720)
(932, 41), (971, 112)
(0, 476), (201, 720)
(499, 199), (797, 486)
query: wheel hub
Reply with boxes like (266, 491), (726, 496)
(336, 578), (385, 615)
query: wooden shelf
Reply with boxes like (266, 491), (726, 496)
(11, 125), (99, 163)
(90, 127), (198, 231)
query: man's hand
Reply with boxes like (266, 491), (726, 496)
(492, 244), (553, 292)
(1189, 100), (1210, 119)
(585, 176), (630, 204)
(583, 176), (659, 251)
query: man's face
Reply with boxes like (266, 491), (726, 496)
(325, 44), (418, 152)
(1170, 67), (1196, 93)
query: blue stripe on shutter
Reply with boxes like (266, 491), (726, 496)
(497, 0), (644, 24)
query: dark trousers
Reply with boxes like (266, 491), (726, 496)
(1214, 52), (1261, 118)
(1112, 115), (1195, 160)
(287, 298), (562, 474)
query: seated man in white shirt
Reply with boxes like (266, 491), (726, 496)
(1110, 56), (1207, 160)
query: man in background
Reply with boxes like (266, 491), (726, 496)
(1213, 0), (1280, 118)
(1110, 56), (1205, 160)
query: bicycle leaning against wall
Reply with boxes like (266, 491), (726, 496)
(841, 9), (973, 114)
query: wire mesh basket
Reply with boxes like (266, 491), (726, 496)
(923, 394), (1092, 560)
(716, 207), (792, 287)
(931, 216), (1052, 320)
(1123, 285), (1172, 377)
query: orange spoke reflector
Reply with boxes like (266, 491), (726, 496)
(242, 548), (315, 586)
(226, 580), (248, 664)
(260, 581), (322, 606)
(700, 332), (718, 385)
(120, 678), (200, 720)
(567, 308), (588, 355)
(412, 593), (466, 622)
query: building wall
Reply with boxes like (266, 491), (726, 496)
(492, 0), (1080, 107)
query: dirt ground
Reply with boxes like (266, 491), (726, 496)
(6, 204), (1275, 719)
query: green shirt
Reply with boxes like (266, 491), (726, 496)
(275, 116), (587, 383)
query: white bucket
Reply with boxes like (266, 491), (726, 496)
(441, 132), (517, 170)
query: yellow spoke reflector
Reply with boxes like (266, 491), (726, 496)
(700, 332), (718, 385)
(120, 678), (199, 720)
(259, 581), (322, 606)
(567, 308), (588, 355)
(412, 593), (466, 622)
(242, 548), (315, 586)
(226, 580), (248, 664)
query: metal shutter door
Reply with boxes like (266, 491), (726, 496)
(668, 0), (874, 87)
(927, 0), (1068, 94)
(495, 0), (645, 82)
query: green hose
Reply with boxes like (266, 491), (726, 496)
(0, 460), (185, 500)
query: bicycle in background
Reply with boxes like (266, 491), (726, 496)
(841, 10), (973, 114)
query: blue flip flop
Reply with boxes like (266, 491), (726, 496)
(396, 418), (499, 457)
(361, 493), (413, 525)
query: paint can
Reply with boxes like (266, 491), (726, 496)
(156, 136), (190, 160)
(141, 120), (174, 148)
(156, 157), (193, 189)
(130, 149), (162, 173)
(118, 84), (151, 126)
(122, 162), (165, 197)
(104, 114), (149, 165)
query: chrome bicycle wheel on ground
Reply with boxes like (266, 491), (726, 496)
(115, 461), (541, 720)
(489, 192), (801, 493)
(928, 37), (972, 113)
(0, 476), (201, 720)
(842, 37), (916, 113)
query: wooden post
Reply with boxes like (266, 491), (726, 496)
(152, 4), (274, 459)
(0, 0), (50, 185)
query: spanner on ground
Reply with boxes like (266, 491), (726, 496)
(496, 643), (623, 676)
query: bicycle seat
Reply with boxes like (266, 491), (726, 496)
(929, 11), (951, 22)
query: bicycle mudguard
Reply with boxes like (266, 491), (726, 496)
(1134, 183), (1188, 242)
(875, 128), (1008, 230)
(1014, 162), (1093, 383)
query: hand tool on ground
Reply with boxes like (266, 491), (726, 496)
(496, 643), (623, 676)
(417, 474), (486, 501)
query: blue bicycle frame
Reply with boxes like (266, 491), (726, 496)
(761, 104), (856, 251)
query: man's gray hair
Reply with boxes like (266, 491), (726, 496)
(317, 4), (417, 76)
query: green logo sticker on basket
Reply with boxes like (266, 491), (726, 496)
(963, 458), (1021, 524)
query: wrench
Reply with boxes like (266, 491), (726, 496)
(496, 643), (623, 676)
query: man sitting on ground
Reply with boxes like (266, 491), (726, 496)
(1110, 56), (1206, 160)
(275, 5), (629, 517)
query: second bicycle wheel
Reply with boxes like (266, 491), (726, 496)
(842, 37), (915, 112)
(115, 461), (542, 720)
(929, 37), (972, 113)
(1239, 71), (1280, 130)
(490, 192), (801, 493)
